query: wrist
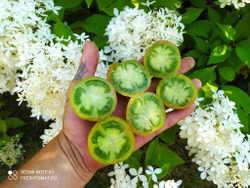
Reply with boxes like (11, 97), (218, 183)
(58, 132), (97, 186)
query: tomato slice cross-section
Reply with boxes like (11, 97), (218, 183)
(107, 60), (151, 97)
(126, 92), (166, 137)
(88, 116), (135, 164)
(70, 76), (117, 121)
(156, 74), (197, 109)
(144, 40), (181, 78)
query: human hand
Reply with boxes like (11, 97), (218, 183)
(62, 41), (201, 176)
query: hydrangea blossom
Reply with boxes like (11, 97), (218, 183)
(108, 163), (182, 188)
(40, 116), (63, 146)
(218, 0), (250, 8)
(0, 135), (24, 167)
(0, 0), (61, 94)
(105, 6), (184, 62)
(178, 89), (250, 187)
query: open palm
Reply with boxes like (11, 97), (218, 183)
(62, 41), (201, 172)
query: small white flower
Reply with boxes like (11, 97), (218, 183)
(129, 167), (147, 185)
(141, 0), (156, 9)
(146, 166), (162, 182)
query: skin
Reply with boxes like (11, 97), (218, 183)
(0, 41), (201, 188)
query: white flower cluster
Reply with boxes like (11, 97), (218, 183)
(105, 6), (184, 62)
(218, 0), (250, 8)
(108, 162), (182, 188)
(178, 89), (250, 187)
(0, 135), (24, 167)
(0, 0), (61, 94)
(40, 116), (63, 147)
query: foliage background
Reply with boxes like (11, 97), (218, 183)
(1, 0), (250, 187)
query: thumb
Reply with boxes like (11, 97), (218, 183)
(66, 41), (99, 97)
(73, 41), (99, 83)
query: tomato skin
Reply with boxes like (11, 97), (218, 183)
(107, 60), (151, 97)
(70, 76), (117, 121)
(126, 92), (166, 137)
(144, 40), (181, 78)
(156, 74), (197, 109)
(88, 116), (135, 164)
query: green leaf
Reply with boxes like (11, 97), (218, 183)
(207, 44), (232, 65)
(185, 23), (207, 38)
(190, 66), (217, 86)
(196, 20), (215, 38)
(183, 50), (204, 59)
(185, 21), (214, 38)
(82, 14), (111, 36)
(152, 0), (181, 9)
(46, 11), (60, 23)
(235, 12), (250, 40)
(86, 0), (94, 8)
(236, 38), (250, 68)
(96, 0), (115, 11)
(228, 49), (243, 73)
(156, 145), (184, 167)
(197, 55), (209, 67)
(217, 24), (236, 41)
(193, 37), (209, 53)
(0, 110), (12, 119)
(181, 8), (204, 25)
(92, 36), (108, 49)
(159, 128), (175, 144)
(218, 66), (235, 81)
(237, 108), (249, 134)
(64, 0), (83, 8)
(101, 0), (135, 16)
(4, 118), (26, 129)
(145, 138), (160, 165)
(0, 118), (7, 133)
(0, 102), (4, 109)
(211, 26), (231, 44)
(156, 163), (170, 179)
(207, 7), (221, 24)
(201, 81), (218, 104)
(223, 9), (240, 25)
(130, 149), (142, 161)
(125, 156), (140, 170)
(69, 20), (85, 29)
(221, 85), (250, 116)
(173, 124), (180, 134)
(54, 22), (76, 41)
(190, 0), (207, 8)
(54, 0), (65, 21)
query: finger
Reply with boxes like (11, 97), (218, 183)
(67, 41), (99, 97)
(192, 78), (202, 90)
(177, 57), (195, 74)
(63, 41), (99, 128)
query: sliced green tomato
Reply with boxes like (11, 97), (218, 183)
(88, 116), (135, 164)
(70, 76), (117, 121)
(126, 92), (166, 137)
(107, 60), (151, 97)
(156, 74), (197, 109)
(144, 40), (181, 78)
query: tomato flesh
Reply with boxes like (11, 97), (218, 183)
(70, 76), (117, 121)
(88, 116), (135, 164)
(126, 92), (166, 137)
(107, 60), (151, 97)
(156, 74), (197, 109)
(144, 40), (181, 78)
